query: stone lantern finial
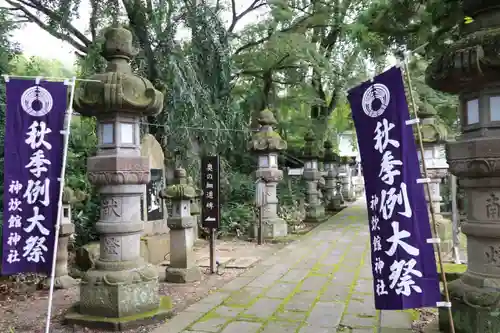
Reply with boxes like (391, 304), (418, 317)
(323, 140), (338, 163)
(73, 26), (163, 117)
(303, 129), (319, 160)
(248, 109), (287, 153)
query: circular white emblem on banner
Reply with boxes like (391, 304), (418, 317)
(20, 85), (53, 117)
(361, 83), (390, 118)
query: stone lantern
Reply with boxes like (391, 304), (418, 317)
(67, 26), (170, 329)
(338, 156), (354, 201)
(414, 101), (452, 252)
(160, 168), (201, 283)
(302, 129), (325, 222)
(42, 186), (84, 289)
(426, 1), (500, 331)
(322, 140), (342, 212)
(248, 109), (288, 238)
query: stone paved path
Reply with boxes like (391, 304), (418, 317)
(151, 199), (415, 333)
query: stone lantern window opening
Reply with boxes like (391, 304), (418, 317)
(489, 95), (500, 122)
(465, 98), (479, 125)
(269, 153), (278, 168)
(100, 122), (114, 144)
(120, 122), (135, 144)
(181, 200), (190, 217)
(63, 206), (70, 218)
(305, 160), (317, 170)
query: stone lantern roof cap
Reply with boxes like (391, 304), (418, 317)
(414, 101), (448, 144)
(322, 140), (339, 163)
(302, 129), (319, 160)
(73, 26), (164, 117)
(248, 109), (287, 153)
(62, 186), (87, 204)
(160, 167), (198, 200)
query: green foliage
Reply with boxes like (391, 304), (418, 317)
(65, 117), (99, 246)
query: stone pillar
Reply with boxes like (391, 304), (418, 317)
(248, 109), (288, 238)
(42, 187), (82, 289)
(339, 157), (354, 201)
(187, 176), (201, 246)
(67, 27), (170, 329)
(412, 103), (453, 253)
(302, 130), (325, 222)
(160, 168), (201, 283)
(426, 1), (500, 331)
(323, 140), (342, 212)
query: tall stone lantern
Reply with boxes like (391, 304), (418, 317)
(67, 27), (170, 329)
(414, 102), (452, 252)
(426, 1), (500, 331)
(302, 129), (325, 222)
(248, 109), (288, 238)
(323, 140), (341, 212)
(160, 168), (201, 283)
(339, 156), (354, 201)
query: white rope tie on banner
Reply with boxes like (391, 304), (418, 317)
(405, 118), (420, 125)
(427, 238), (441, 244)
(1, 74), (100, 83)
(44, 76), (77, 333)
(437, 301), (452, 308)
(416, 178), (431, 184)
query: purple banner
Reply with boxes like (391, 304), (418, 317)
(347, 67), (440, 310)
(2, 79), (67, 275)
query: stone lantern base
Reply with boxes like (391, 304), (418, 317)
(252, 217), (288, 239)
(438, 279), (500, 333)
(65, 295), (172, 331)
(65, 260), (172, 330)
(304, 205), (325, 223)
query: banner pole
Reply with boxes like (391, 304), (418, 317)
(401, 58), (456, 333)
(44, 76), (77, 333)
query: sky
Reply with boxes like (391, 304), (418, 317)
(5, 0), (264, 67)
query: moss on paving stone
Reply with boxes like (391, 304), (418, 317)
(185, 214), (370, 333)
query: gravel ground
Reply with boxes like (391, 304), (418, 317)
(0, 267), (244, 333)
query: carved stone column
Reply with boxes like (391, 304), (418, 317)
(426, 1), (500, 331)
(302, 130), (325, 222)
(160, 168), (201, 283)
(66, 27), (170, 329)
(322, 140), (341, 212)
(248, 109), (288, 238)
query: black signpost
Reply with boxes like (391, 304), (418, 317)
(146, 168), (164, 221)
(201, 155), (220, 274)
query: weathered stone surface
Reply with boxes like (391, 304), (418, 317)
(152, 200), (422, 333)
(243, 298), (282, 318)
(68, 25), (165, 327)
(219, 321), (262, 333)
(306, 301), (345, 328)
(190, 318), (228, 332)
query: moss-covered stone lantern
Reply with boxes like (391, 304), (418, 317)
(160, 168), (201, 283)
(66, 26), (170, 329)
(323, 140), (342, 212)
(302, 129), (325, 222)
(248, 109), (288, 238)
(426, 1), (500, 331)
